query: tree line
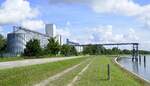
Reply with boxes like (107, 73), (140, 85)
(23, 37), (78, 57)
(82, 44), (150, 55)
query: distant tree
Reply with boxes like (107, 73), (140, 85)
(105, 49), (112, 55)
(82, 45), (93, 55)
(24, 39), (42, 57)
(61, 44), (78, 56)
(82, 45), (104, 55)
(122, 49), (131, 54)
(111, 47), (118, 54)
(70, 46), (78, 56)
(82, 44), (150, 55)
(46, 37), (61, 55)
(0, 34), (6, 53)
(139, 50), (150, 54)
(61, 44), (71, 56)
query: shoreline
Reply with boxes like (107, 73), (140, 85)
(114, 57), (150, 85)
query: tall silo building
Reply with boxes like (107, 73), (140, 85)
(45, 24), (62, 45)
(45, 24), (56, 37)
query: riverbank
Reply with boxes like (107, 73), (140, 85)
(114, 57), (150, 86)
(73, 56), (144, 86)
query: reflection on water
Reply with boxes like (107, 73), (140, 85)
(118, 55), (150, 81)
(132, 61), (139, 74)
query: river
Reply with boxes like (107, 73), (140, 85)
(118, 55), (150, 81)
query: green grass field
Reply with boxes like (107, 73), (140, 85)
(74, 56), (143, 86)
(0, 57), (24, 62)
(0, 55), (148, 86)
(47, 56), (147, 86)
(0, 56), (88, 86)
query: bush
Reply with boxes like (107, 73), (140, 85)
(61, 44), (71, 56)
(61, 44), (78, 56)
(46, 37), (61, 55)
(82, 45), (104, 55)
(70, 46), (78, 56)
(24, 39), (42, 57)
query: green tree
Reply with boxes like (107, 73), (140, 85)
(105, 49), (112, 55)
(61, 44), (78, 56)
(0, 34), (6, 53)
(24, 39), (42, 57)
(46, 37), (60, 55)
(82, 45), (104, 55)
(112, 47), (119, 54)
(122, 49), (131, 54)
(61, 44), (71, 56)
(82, 45), (93, 55)
(70, 46), (78, 56)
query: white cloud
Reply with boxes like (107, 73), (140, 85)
(90, 0), (150, 27)
(56, 28), (71, 37)
(55, 21), (72, 44)
(56, 21), (72, 37)
(21, 20), (45, 30)
(90, 0), (142, 16)
(73, 25), (139, 44)
(49, 0), (142, 16)
(49, 0), (150, 27)
(136, 41), (150, 50)
(91, 25), (125, 43)
(0, 0), (39, 25)
(123, 28), (139, 41)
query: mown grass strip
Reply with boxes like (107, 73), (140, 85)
(74, 56), (142, 86)
(46, 58), (93, 86)
(0, 56), (88, 86)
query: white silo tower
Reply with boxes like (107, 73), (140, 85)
(45, 24), (56, 37)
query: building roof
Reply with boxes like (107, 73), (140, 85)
(13, 26), (49, 37)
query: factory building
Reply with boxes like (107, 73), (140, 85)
(7, 24), (58, 54)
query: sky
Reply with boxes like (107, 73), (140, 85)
(0, 0), (150, 50)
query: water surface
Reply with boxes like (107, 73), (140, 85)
(118, 55), (150, 81)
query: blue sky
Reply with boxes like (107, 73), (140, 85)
(0, 0), (150, 50)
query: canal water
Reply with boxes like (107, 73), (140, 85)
(118, 55), (150, 81)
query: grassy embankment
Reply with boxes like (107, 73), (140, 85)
(0, 55), (149, 86)
(74, 56), (147, 86)
(47, 55), (149, 86)
(0, 56), (88, 86)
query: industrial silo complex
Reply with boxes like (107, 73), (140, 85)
(6, 24), (58, 55)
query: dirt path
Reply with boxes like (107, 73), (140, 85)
(0, 56), (82, 70)
(67, 60), (93, 86)
(34, 58), (91, 86)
